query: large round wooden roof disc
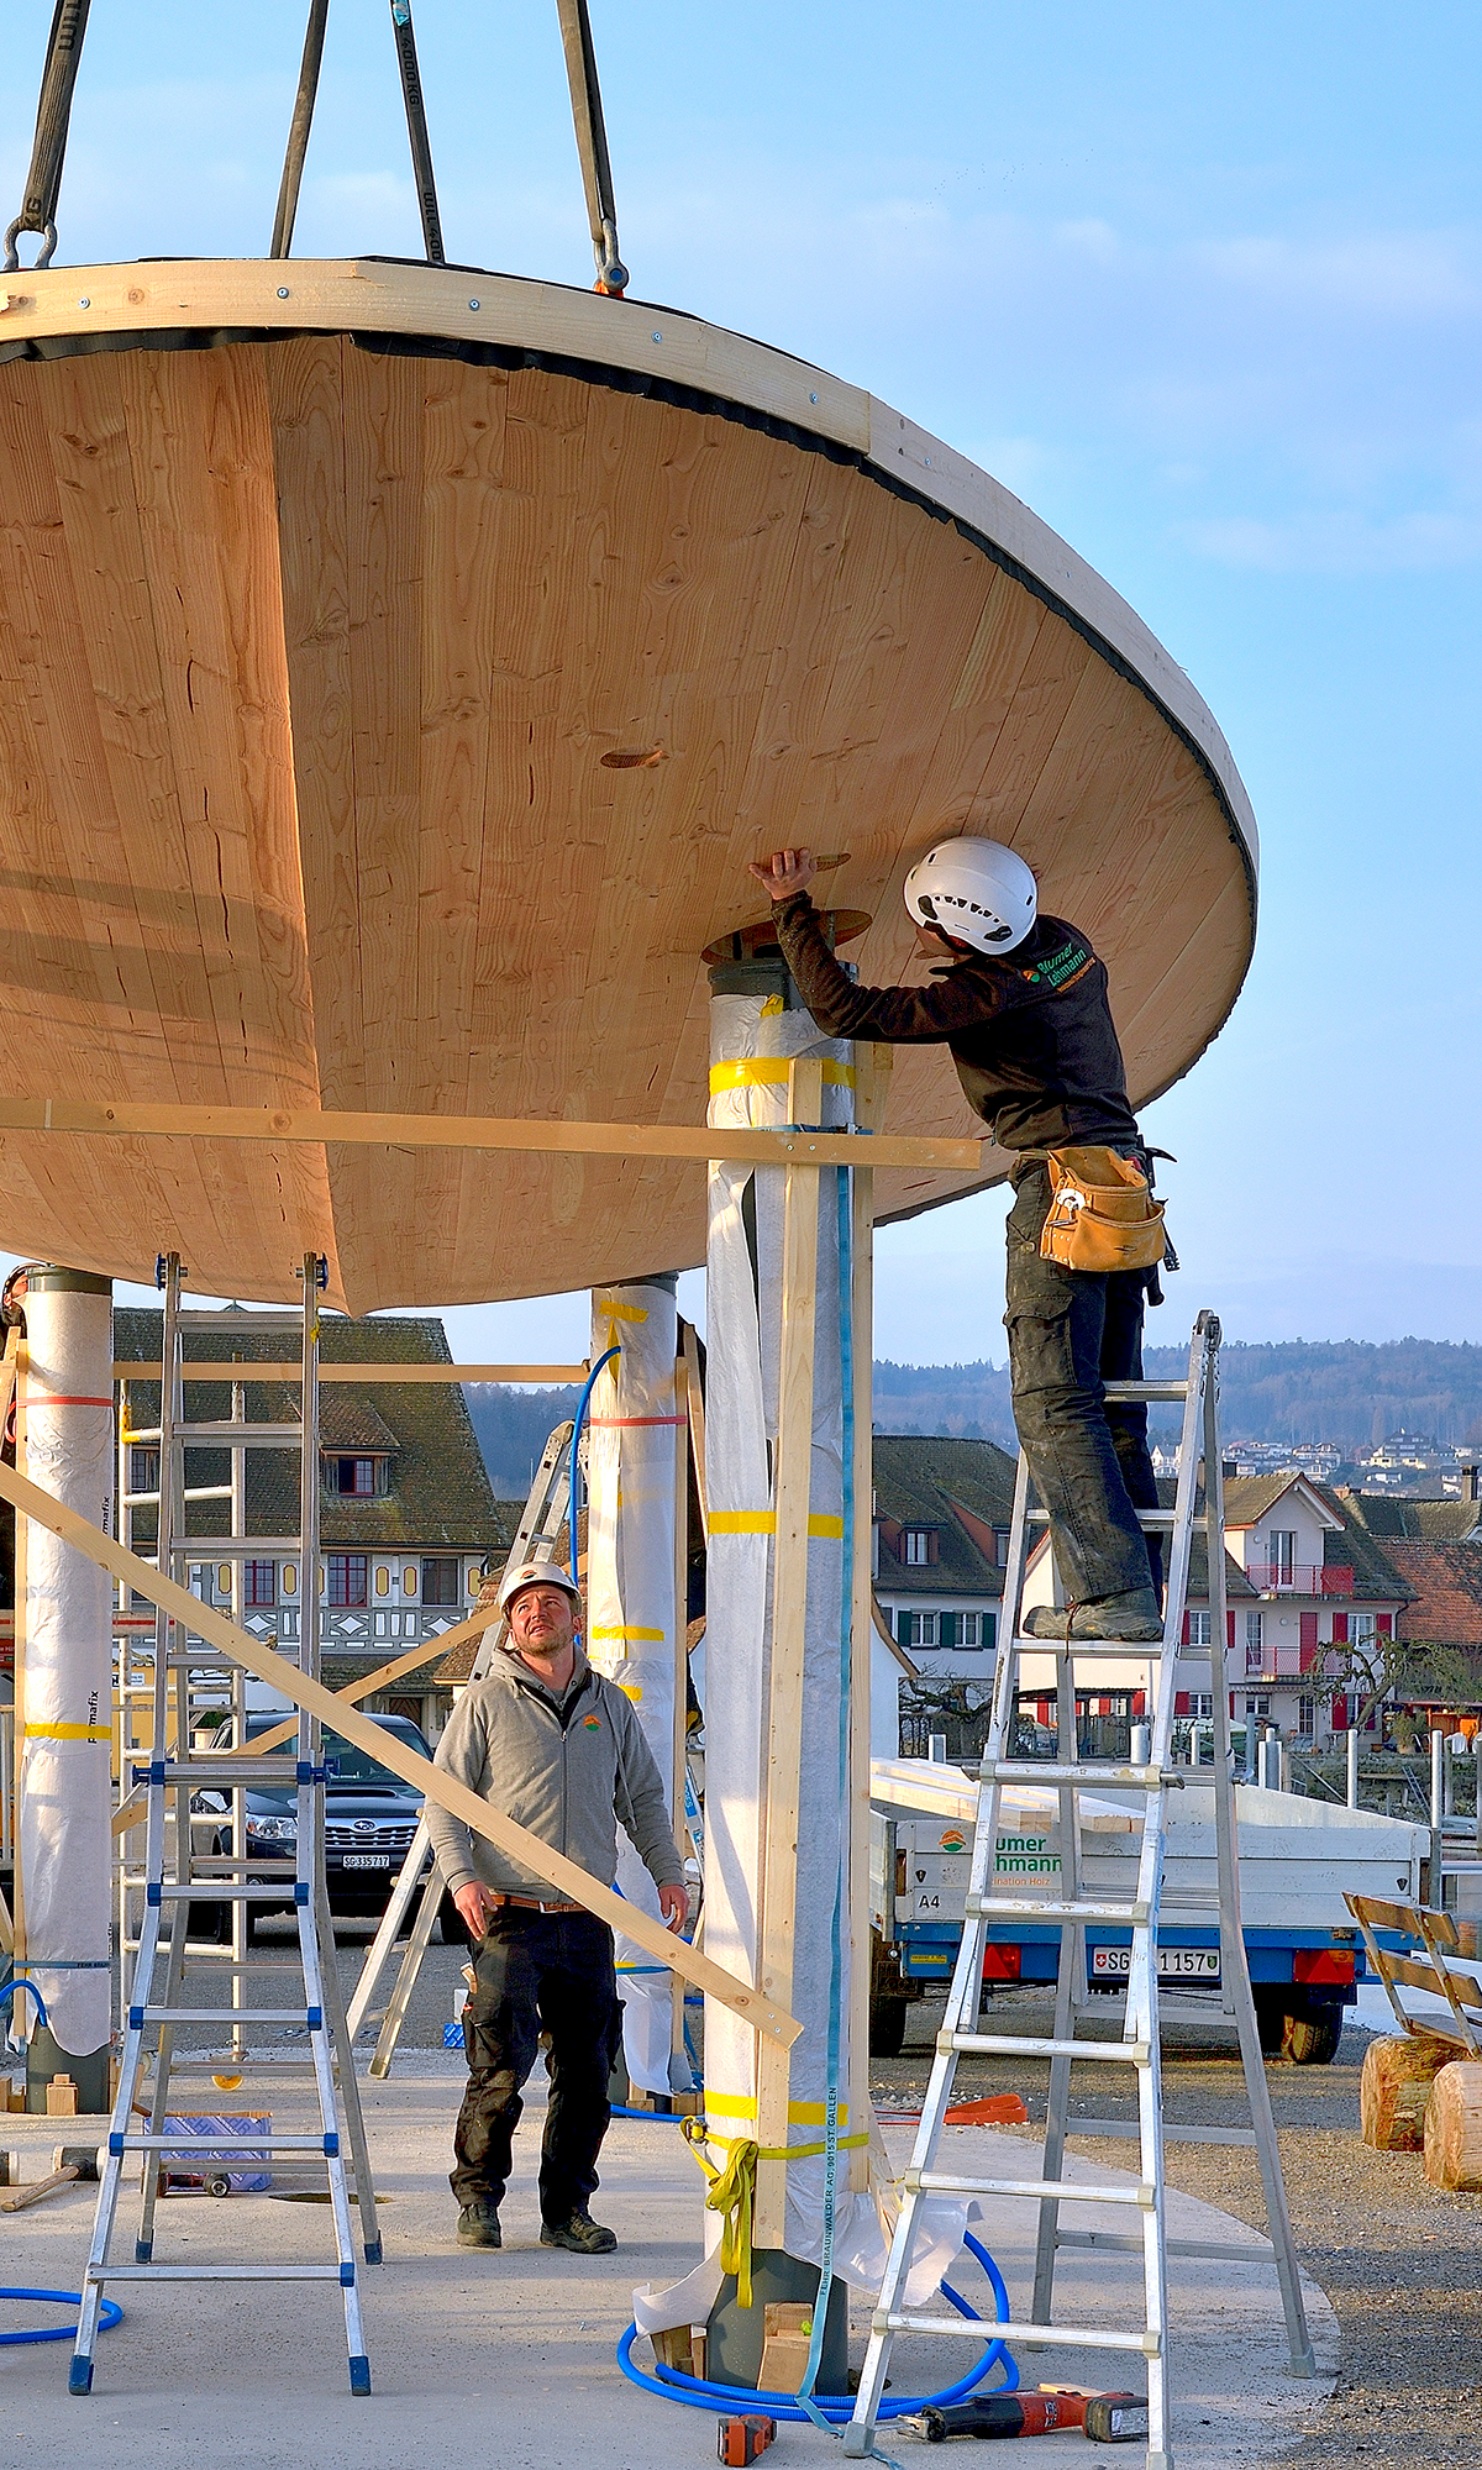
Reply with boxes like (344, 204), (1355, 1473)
(0, 259), (1256, 1312)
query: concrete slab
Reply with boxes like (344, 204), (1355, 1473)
(0, 2059), (1336, 2470)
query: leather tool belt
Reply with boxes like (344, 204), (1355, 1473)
(1038, 1145), (1167, 1275)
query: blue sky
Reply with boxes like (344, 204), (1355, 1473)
(3, 2), (1478, 1365)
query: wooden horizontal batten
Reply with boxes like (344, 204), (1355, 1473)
(0, 1096), (983, 1174)
(111, 1362), (588, 1384)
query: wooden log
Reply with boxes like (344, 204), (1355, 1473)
(1360, 2033), (1459, 2152)
(1424, 2061), (1482, 2191)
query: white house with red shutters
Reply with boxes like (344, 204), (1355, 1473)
(1019, 1470), (1412, 1751)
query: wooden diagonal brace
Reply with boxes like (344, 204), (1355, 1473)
(0, 1457), (798, 2048)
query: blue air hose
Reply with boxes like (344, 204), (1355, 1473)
(616, 2231), (1018, 2421)
(0, 2288), (122, 2346)
(0, 1979), (49, 2030)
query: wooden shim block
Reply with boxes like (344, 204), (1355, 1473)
(651, 2325), (697, 2374)
(1424, 2062), (1482, 2191)
(1360, 2034), (1459, 2152)
(759, 2301), (815, 2392)
(0, 1453), (799, 2048)
(0, 1094), (983, 1176)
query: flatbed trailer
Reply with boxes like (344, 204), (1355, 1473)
(869, 1757), (1430, 2066)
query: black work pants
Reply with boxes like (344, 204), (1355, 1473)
(1004, 1163), (1161, 1605)
(451, 1906), (623, 2222)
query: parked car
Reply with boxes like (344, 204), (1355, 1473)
(201, 1711), (464, 1941)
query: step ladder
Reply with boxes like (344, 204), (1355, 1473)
(343, 1416), (578, 2074)
(846, 1311), (1314, 2470)
(72, 1254), (381, 2396)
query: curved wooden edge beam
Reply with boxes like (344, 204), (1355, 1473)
(0, 1096), (983, 1176)
(0, 1459), (799, 2049)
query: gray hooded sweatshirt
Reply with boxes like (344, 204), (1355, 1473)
(428, 1645), (683, 1903)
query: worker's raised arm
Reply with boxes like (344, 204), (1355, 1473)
(772, 891), (1014, 1044)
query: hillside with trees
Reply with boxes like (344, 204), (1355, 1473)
(466, 1340), (1482, 1496)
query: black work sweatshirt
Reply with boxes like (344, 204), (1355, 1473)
(774, 893), (1140, 1155)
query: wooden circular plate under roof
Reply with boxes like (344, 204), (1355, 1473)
(0, 259), (1256, 1313)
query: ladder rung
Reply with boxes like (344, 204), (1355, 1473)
(148, 1885), (306, 1902)
(1012, 1637), (1171, 1659)
(143, 1758), (305, 1782)
(1066, 2119), (1257, 2148)
(130, 2008), (320, 2027)
(89, 2264), (349, 2283)
(171, 1424), (304, 1445)
(909, 2169), (1152, 2208)
(967, 1896), (1150, 1923)
(1103, 1380), (1188, 1401)
(1055, 2229), (1276, 2264)
(111, 2134), (337, 2153)
(943, 2033), (1150, 2063)
(878, 2309), (1158, 2357)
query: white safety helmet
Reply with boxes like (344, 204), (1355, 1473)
(903, 837), (1037, 957)
(498, 1558), (581, 1616)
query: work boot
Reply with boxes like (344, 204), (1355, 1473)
(1023, 1590), (1163, 1643)
(541, 2208), (617, 2254)
(456, 2205), (502, 2249)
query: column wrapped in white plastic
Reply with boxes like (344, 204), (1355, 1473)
(701, 985), (886, 2282)
(18, 1271), (114, 2065)
(586, 1276), (683, 2095)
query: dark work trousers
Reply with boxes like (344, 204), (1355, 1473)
(451, 1906), (623, 2222)
(1003, 1163), (1162, 1605)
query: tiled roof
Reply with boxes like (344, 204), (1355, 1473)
(115, 1310), (508, 1551)
(1338, 1491), (1482, 1543)
(1310, 1486), (1414, 1603)
(1386, 1541), (1482, 1648)
(872, 1435), (1016, 1598)
(1221, 1472), (1336, 1530)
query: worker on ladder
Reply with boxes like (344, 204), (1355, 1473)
(750, 840), (1169, 1642)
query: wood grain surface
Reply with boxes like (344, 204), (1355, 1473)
(0, 266), (1256, 1309)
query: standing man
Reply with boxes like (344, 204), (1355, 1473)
(428, 1559), (688, 2253)
(749, 839), (1166, 1643)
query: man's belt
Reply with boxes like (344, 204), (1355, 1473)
(487, 1891), (584, 1915)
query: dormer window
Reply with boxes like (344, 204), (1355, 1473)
(902, 1525), (938, 1567)
(325, 1454), (390, 1497)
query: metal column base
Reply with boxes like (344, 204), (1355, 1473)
(27, 2024), (109, 2115)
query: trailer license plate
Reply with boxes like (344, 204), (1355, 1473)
(1091, 1947), (1220, 1984)
(341, 1853), (390, 1870)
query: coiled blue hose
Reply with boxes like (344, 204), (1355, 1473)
(616, 2231), (1018, 2423)
(0, 2289), (122, 2346)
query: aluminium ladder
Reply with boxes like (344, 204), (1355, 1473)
(846, 1312), (1314, 2470)
(343, 1416), (578, 2074)
(72, 1254), (380, 2395)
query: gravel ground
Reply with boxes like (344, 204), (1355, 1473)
(872, 1987), (1482, 2467)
